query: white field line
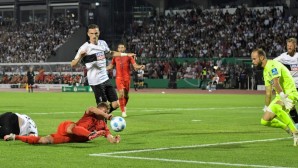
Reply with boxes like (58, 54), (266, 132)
(90, 137), (290, 155)
(89, 137), (292, 168)
(91, 155), (290, 168)
(27, 106), (259, 115)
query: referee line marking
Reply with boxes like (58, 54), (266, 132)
(89, 137), (292, 168)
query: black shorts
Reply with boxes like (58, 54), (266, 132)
(28, 80), (34, 85)
(91, 79), (118, 105)
(0, 112), (20, 139)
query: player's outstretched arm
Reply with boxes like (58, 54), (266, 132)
(265, 85), (272, 107)
(86, 107), (112, 120)
(71, 50), (87, 67)
(272, 77), (293, 109)
(105, 51), (136, 58)
(106, 134), (121, 143)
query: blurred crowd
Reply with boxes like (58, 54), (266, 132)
(125, 6), (296, 58)
(2, 5), (292, 89)
(0, 16), (80, 63)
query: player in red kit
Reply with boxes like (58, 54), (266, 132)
(107, 43), (145, 118)
(4, 102), (121, 144)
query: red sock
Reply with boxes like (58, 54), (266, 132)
(16, 135), (40, 144)
(52, 134), (71, 144)
(119, 97), (125, 112)
(125, 97), (129, 106)
(71, 126), (91, 137)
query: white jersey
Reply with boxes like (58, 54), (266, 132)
(15, 113), (38, 136)
(274, 52), (298, 88)
(75, 40), (110, 85)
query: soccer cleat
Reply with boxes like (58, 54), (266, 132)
(88, 131), (106, 140)
(4, 133), (15, 141)
(122, 112), (127, 118)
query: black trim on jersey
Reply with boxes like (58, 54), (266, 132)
(81, 54), (97, 66)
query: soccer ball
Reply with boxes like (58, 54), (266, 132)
(110, 116), (126, 132)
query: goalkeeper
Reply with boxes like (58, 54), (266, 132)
(251, 48), (298, 146)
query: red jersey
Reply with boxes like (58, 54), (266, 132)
(111, 56), (136, 79)
(76, 112), (111, 137)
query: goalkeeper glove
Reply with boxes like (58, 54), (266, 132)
(279, 92), (294, 110)
(263, 105), (268, 112)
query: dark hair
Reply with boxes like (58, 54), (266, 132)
(252, 48), (266, 58)
(118, 42), (127, 47)
(88, 24), (99, 30)
(97, 102), (110, 111)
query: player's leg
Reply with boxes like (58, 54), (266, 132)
(105, 80), (119, 113)
(261, 112), (287, 129)
(120, 80), (130, 117)
(91, 84), (106, 105)
(118, 89), (126, 113)
(31, 83), (34, 93)
(270, 103), (297, 133)
(0, 112), (20, 139)
(28, 84), (30, 93)
(124, 79), (130, 106)
(116, 79), (126, 115)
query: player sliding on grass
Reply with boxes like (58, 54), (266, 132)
(4, 102), (120, 144)
(251, 48), (298, 146)
(106, 43), (145, 118)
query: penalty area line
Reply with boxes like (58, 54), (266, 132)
(90, 154), (290, 168)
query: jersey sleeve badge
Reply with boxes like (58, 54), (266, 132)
(271, 68), (278, 76)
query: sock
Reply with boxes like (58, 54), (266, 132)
(125, 97), (129, 106)
(271, 104), (297, 132)
(71, 126), (91, 137)
(289, 108), (298, 123)
(261, 118), (287, 129)
(109, 103), (117, 114)
(119, 97), (125, 113)
(51, 134), (71, 144)
(16, 135), (40, 144)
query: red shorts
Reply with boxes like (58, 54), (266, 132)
(50, 121), (88, 143)
(115, 78), (130, 91)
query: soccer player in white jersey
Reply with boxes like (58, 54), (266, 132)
(0, 112), (38, 139)
(274, 38), (298, 123)
(71, 24), (135, 113)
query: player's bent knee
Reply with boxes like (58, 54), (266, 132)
(261, 118), (270, 126)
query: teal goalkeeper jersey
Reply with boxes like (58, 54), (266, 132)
(263, 60), (297, 95)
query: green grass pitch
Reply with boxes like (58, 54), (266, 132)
(0, 91), (297, 168)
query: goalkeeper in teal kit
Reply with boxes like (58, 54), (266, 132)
(251, 48), (298, 146)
